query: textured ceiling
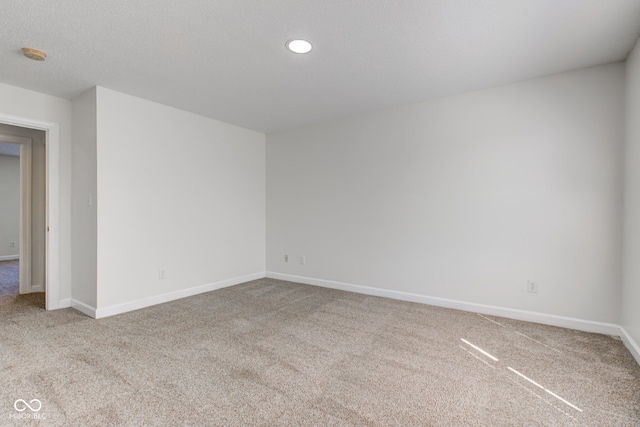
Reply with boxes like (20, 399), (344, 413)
(1, 0), (640, 133)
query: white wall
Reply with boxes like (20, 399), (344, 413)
(95, 87), (265, 310)
(267, 63), (625, 323)
(0, 84), (71, 303)
(0, 154), (20, 259)
(71, 88), (97, 308)
(623, 39), (640, 347)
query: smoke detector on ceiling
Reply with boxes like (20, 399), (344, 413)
(22, 47), (47, 61)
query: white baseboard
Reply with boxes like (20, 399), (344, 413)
(62, 269), (640, 367)
(619, 327), (640, 366)
(0, 255), (19, 261)
(71, 299), (97, 318)
(94, 272), (266, 319)
(57, 298), (71, 309)
(266, 272), (622, 337)
(31, 284), (44, 292)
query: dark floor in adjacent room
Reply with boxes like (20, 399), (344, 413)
(0, 259), (19, 297)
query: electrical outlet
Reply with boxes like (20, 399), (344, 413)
(284, 254), (288, 262)
(159, 269), (166, 280)
(527, 281), (538, 293)
(9, 241), (16, 248)
(299, 256), (305, 265)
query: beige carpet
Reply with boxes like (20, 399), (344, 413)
(1, 278), (638, 426)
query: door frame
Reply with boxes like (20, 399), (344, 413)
(0, 113), (60, 310)
(0, 133), (32, 294)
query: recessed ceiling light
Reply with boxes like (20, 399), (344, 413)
(286, 39), (312, 54)
(22, 47), (47, 61)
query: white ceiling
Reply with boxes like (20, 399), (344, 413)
(1, 0), (639, 133)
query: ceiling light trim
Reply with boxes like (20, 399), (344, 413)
(286, 39), (312, 54)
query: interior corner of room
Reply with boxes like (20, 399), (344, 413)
(2, 2), (640, 424)
(0, 14), (638, 372)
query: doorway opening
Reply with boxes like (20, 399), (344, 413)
(0, 128), (42, 307)
(0, 114), (60, 311)
(0, 140), (21, 297)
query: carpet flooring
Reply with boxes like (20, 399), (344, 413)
(1, 278), (639, 426)
(0, 260), (19, 297)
